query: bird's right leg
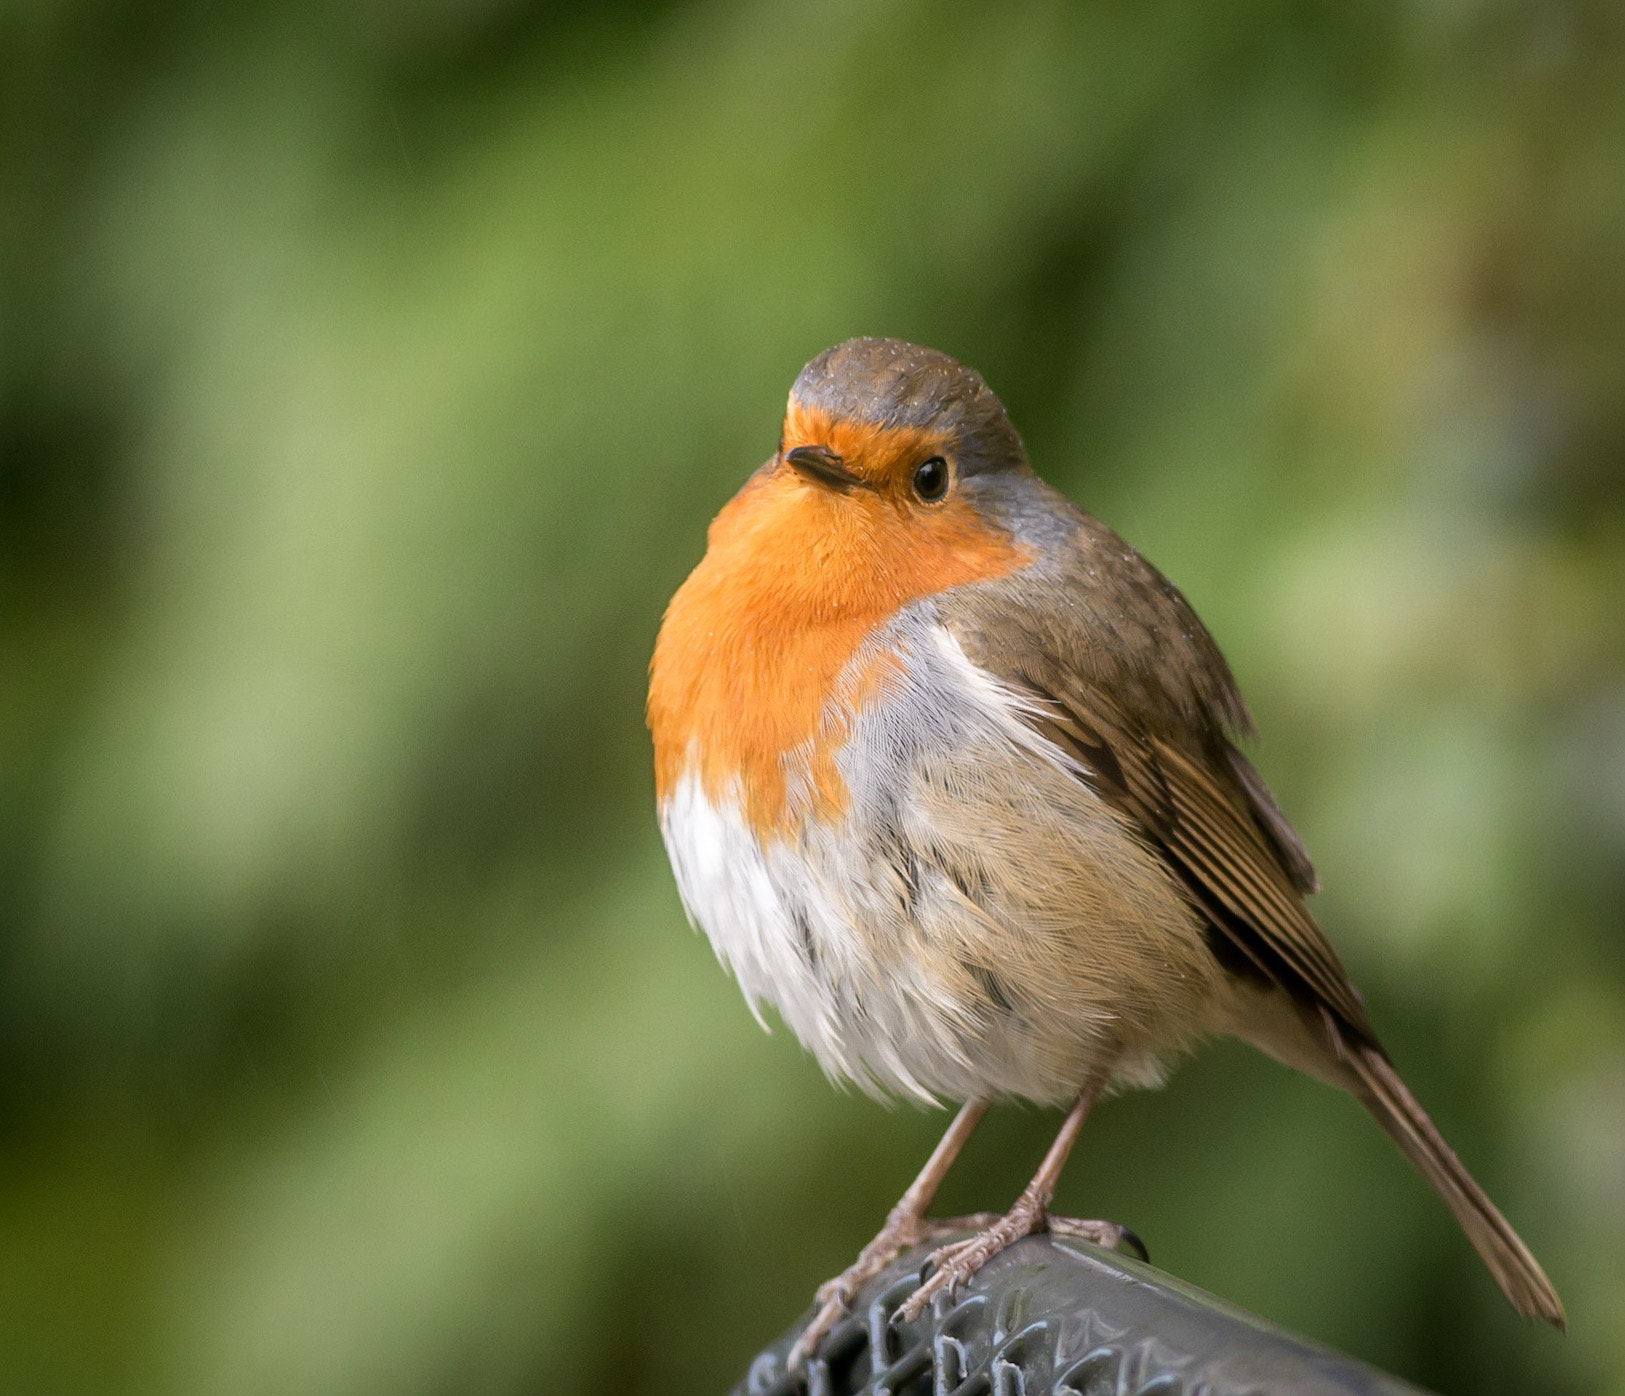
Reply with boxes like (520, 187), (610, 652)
(898, 1074), (1129, 1321)
(787, 1098), (989, 1369)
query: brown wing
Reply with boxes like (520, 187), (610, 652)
(939, 502), (1372, 1045)
(1226, 745), (1319, 895)
(1021, 670), (1374, 1043)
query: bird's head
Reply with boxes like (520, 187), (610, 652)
(776, 338), (1031, 510)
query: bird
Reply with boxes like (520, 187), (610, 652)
(645, 337), (1565, 1362)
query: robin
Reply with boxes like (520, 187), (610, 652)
(646, 338), (1564, 1361)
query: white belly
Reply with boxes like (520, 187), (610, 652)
(658, 619), (1219, 1105)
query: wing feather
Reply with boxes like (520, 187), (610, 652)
(1031, 675), (1373, 1042)
(939, 528), (1374, 1045)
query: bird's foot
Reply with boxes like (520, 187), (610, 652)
(897, 1194), (1145, 1322)
(896, 1188), (1049, 1323)
(787, 1207), (974, 1369)
(1048, 1214), (1149, 1261)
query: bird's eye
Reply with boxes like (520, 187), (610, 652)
(912, 456), (949, 503)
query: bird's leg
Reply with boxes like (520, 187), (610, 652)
(787, 1098), (988, 1369)
(899, 1074), (1133, 1321)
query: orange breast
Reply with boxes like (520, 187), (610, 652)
(648, 459), (1031, 840)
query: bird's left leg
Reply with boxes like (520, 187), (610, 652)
(899, 1073), (1138, 1320)
(788, 1098), (988, 1369)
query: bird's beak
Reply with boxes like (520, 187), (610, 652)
(784, 444), (864, 493)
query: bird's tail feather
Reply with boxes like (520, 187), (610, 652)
(1347, 1041), (1565, 1329)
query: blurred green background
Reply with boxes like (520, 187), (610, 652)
(2, 1), (1622, 1393)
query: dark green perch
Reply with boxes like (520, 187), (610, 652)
(733, 1235), (1428, 1396)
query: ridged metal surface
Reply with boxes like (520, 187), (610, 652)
(734, 1235), (1430, 1396)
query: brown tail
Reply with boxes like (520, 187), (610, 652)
(1347, 1042), (1565, 1329)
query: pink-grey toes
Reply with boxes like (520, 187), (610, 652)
(897, 1209), (1147, 1323)
(1046, 1216), (1149, 1263)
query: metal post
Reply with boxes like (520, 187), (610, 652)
(735, 1235), (1430, 1396)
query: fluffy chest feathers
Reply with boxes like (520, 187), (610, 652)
(653, 610), (1216, 1104)
(647, 465), (1030, 838)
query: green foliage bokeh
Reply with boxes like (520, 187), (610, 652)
(2, 3), (1622, 1393)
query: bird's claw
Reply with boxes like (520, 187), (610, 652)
(788, 1192), (1144, 1366)
(895, 1204), (1147, 1323)
(788, 1206), (952, 1369)
(896, 1192), (1049, 1322)
(1046, 1216), (1150, 1263)
(787, 1289), (851, 1372)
